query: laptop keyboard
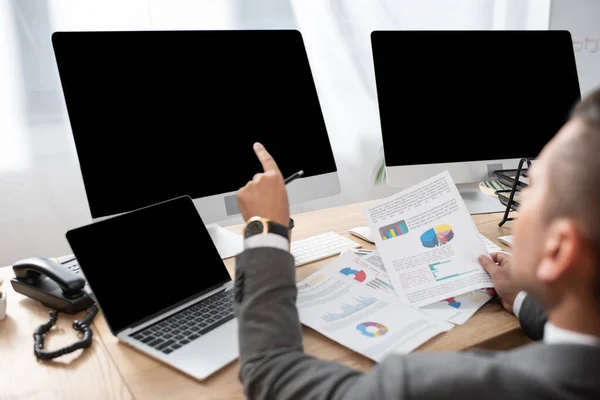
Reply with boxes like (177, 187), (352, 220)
(130, 290), (234, 355)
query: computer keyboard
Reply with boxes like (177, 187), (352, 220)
(131, 290), (234, 355)
(291, 231), (361, 267)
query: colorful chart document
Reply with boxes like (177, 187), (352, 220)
(297, 252), (453, 362)
(354, 249), (493, 325)
(364, 171), (493, 307)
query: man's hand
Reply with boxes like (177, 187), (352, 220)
(479, 252), (520, 314)
(236, 142), (290, 226)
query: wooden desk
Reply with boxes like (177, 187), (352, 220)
(1, 201), (526, 400)
(0, 257), (134, 400)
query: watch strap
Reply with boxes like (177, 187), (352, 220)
(267, 221), (289, 240)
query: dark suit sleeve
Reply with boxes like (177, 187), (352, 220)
(518, 295), (547, 341)
(234, 247), (362, 400)
(233, 247), (550, 400)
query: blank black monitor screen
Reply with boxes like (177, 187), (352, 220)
(371, 31), (581, 167)
(66, 196), (231, 334)
(52, 30), (337, 218)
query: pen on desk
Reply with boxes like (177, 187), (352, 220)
(284, 170), (304, 185)
(352, 249), (374, 254)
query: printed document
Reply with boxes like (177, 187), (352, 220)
(422, 289), (492, 325)
(297, 252), (453, 362)
(364, 171), (493, 307)
(355, 250), (492, 325)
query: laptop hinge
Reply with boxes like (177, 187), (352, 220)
(122, 283), (229, 334)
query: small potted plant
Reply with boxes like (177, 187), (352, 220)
(373, 146), (387, 185)
(0, 278), (6, 320)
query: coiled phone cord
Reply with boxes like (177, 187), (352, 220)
(33, 304), (99, 360)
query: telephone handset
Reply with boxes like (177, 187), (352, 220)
(11, 257), (93, 314)
(11, 257), (98, 360)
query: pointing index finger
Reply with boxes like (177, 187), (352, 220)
(254, 142), (280, 173)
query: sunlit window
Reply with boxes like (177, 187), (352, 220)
(0, 0), (31, 173)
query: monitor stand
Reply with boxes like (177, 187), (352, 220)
(457, 183), (506, 215)
(205, 183), (501, 259)
(206, 224), (243, 259)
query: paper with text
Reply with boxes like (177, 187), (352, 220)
(353, 250), (492, 324)
(351, 251), (460, 322)
(296, 252), (453, 362)
(364, 171), (493, 307)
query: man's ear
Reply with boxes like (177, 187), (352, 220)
(537, 219), (579, 283)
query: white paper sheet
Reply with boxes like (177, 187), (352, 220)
(354, 249), (493, 325)
(364, 171), (493, 307)
(420, 288), (492, 325)
(296, 252), (453, 362)
(352, 251), (460, 322)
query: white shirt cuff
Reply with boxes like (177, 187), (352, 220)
(244, 233), (289, 252)
(513, 291), (528, 318)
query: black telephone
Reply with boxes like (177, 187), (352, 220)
(11, 257), (98, 360)
(11, 257), (93, 314)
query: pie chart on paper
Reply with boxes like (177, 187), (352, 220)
(420, 224), (454, 248)
(339, 267), (367, 283)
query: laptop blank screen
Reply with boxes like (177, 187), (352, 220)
(66, 196), (231, 334)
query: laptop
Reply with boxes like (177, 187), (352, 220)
(66, 196), (238, 380)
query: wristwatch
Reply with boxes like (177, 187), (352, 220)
(243, 216), (290, 240)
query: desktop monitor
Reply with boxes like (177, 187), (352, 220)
(52, 30), (340, 257)
(371, 30), (581, 212)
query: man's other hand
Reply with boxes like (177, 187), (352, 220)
(236, 142), (290, 226)
(479, 252), (520, 314)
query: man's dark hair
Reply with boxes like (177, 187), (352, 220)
(562, 88), (600, 295)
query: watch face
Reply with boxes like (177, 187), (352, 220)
(244, 220), (265, 238)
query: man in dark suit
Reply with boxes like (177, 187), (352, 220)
(232, 89), (600, 399)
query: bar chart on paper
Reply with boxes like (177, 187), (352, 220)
(429, 260), (477, 282)
(379, 220), (409, 240)
(320, 296), (378, 323)
(366, 278), (395, 293)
